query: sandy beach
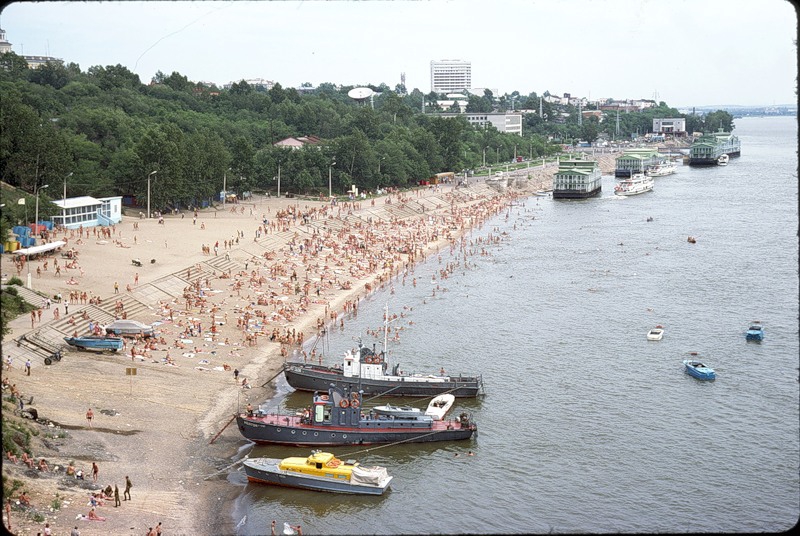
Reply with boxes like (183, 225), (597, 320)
(1, 160), (613, 535)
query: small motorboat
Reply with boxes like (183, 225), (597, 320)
(424, 394), (455, 420)
(745, 322), (764, 341)
(64, 336), (124, 352)
(646, 326), (664, 341)
(243, 451), (392, 495)
(717, 154), (729, 166)
(373, 403), (423, 419)
(683, 356), (716, 381)
(687, 236), (697, 244)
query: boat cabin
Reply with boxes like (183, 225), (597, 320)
(307, 385), (434, 429)
(342, 344), (388, 379)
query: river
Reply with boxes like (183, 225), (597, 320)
(230, 115), (799, 534)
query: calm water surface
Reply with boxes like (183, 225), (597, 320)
(231, 115), (799, 534)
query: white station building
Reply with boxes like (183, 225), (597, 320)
(50, 196), (123, 229)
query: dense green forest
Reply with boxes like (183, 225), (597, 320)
(0, 51), (733, 230)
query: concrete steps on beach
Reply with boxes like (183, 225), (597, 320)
(44, 303), (120, 334)
(204, 255), (240, 275)
(98, 293), (154, 320)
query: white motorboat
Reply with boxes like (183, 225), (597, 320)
(646, 161), (677, 177)
(424, 394), (455, 420)
(717, 154), (729, 166)
(646, 326), (664, 341)
(614, 173), (654, 196)
(372, 403), (424, 419)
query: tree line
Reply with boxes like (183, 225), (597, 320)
(0, 51), (732, 234)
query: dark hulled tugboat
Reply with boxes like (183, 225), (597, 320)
(283, 306), (484, 398)
(236, 384), (476, 446)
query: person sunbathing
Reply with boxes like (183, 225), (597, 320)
(66, 462), (75, 476)
(21, 452), (35, 468)
(87, 507), (105, 521)
(18, 492), (31, 507)
(6, 451), (18, 463)
(38, 458), (49, 471)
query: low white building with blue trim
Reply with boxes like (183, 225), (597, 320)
(50, 196), (123, 229)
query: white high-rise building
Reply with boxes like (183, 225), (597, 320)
(430, 59), (471, 94)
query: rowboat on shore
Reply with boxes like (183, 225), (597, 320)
(63, 336), (124, 352)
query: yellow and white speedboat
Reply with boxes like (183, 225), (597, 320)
(243, 450), (392, 495)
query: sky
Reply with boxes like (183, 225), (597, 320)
(1, 0), (797, 108)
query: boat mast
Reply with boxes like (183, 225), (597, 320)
(383, 303), (389, 358)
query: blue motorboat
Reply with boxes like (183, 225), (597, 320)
(745, 323), (764, 341)
(64, 336), (124, 352)
(683, 359), (716, 381)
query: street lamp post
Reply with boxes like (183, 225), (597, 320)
(483, 146), (489, 167)
(496, 147), (499, 164)
(328, 160), (336, 198)
(34, 183), (49, 245)
(62, 172), (72, 229)
(147, 170), (157, 218)
(277, 164), (281, 198)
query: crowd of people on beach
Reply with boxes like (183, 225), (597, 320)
(2, 182), (537, 534)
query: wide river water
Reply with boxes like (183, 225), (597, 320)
(230, 115), (799, 534)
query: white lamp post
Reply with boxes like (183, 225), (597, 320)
(34, 183), (49, 244)
(28, 182), (49, 287)
(483, 146), (489, 167)
(328, 160), (336, 198)
(277, 164), (281, 198)
(62, 172), (72, 229)
(147, 170), (157, 218)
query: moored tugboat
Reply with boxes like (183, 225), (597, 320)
(236, 384), (477, 446)
(283, 306), (484, 397)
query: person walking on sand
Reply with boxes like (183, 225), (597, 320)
(114, 484), (120, 507)
(114, 281), (119, 294)
(124, 475), (132, 500)
(86, 408), (94, 427)
(25, 359), (31, 376)
(92, 461), (99, 482)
